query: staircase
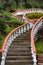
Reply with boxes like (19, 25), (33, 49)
(5, 30), (33, 65)
(1, 23), (37, 65)
(0, 9), (43, 65)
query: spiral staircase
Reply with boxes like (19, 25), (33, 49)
(0, 8), (43, 65)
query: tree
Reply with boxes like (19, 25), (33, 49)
(3, 2), (11, 11)
(23, 0), (27, 8)
(14, 0), (19, 8)
(26, 3), (32, 8)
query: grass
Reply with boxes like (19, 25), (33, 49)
(35, 40), (43, 54)
(27, 13), (43, 19)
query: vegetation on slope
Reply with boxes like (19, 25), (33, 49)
(0, 19), (14, 48)
(0, 10), (24, 24)
(0, 10), (24, 49)
(35, 26), (43, 54)
(35, 39), (43, 54)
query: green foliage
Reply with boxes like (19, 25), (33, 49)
(3, 11), (25, 24)
(25, 3), (32, 8)
(0, 35), (5, 48)
(0, 10), (24, 49)
(3, 2), (11, 11)
(0, 27), (14, 49)
(32, 4), (39, 8)
(6, 27), (14, 35)
(35, 41), (43, 54)
(0, 0), (43, 10)
(0, 19), (6, 34)
(27, 13), (43, 19)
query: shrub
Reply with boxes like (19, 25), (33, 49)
(27, 13), (43, 19)
(0, 19), (6, 34)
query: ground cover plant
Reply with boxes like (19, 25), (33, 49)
(27, 13), (43, 19)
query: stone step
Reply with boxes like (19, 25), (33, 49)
(16, 34), (30, 39)
(10, 44), (31, 48)
(12, 40), (30, 43)
(16, 37), (30, 39)
(6, 56), (32, 60)
(8, 48), (31, 52)
(9, 45), (31, 48)
(14, 39), (29, 41)
(16, 34), (30, 38)
(16, 36), (30, 40)
(9, 43), (31, 48)
(8, 47), (31, 52)
(5, 60), (33, 63)
(7, 52), (32, 56)
(16, 35), (30, 38)
(11, 42), (30, 45)
(5, 61), (33, 65)
(8, 48), (31, 51)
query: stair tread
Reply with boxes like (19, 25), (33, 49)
(10, 42), (31, 45)
(9, 45), (31, 48)
(6, 56), (32, 58)
(13, 40), (30, 42)
(9, 48), (31, 50)
(8, 49), (31, 52)
(6, 60), (33, 63)
(11, 43), (31, 45)
(7, 52), (32, 56)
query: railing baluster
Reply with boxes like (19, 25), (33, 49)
(16, 31), (19, 37)
(18, 29), (21, 35)
(24, 25), (26, 32)
(14, 32), (16, 39)
(21, 27), (24, 34)
(27, 24), (30, 30)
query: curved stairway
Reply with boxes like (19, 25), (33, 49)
(5, 30), (33, 65)
(0, 9), (43, 65)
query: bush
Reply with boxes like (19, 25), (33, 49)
(35, 41), (43, 54)
(6, 27), (14, 35)
(27, 13), (43, 19)
(0, 19), (6, 34)
(0, 35), (5, 48)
